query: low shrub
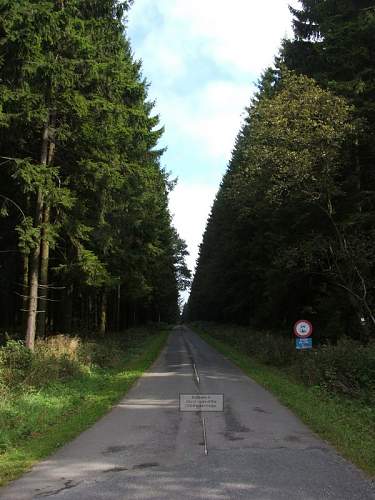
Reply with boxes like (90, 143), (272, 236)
(193, 322), (375, 403)
(81, 340), (123, 368)
(244, 332), (296, 367)
(293, 338), (375, 402)
(0, 334), (129, 391)
(0, 340), (32, 387)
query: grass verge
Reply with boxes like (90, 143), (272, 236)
(0, 330), (168, 486)
(195, 328), (375, 477)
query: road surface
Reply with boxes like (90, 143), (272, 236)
(1, 326), (374, 499)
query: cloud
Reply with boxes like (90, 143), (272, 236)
(159, 80), (253, 162)
(169, 182), (217, 273)
(167, 0), (299, 75)
(128, 0), (301, 167)
(182, 81), (254, 159)
(129, 1), (301, 83)
(127, 1), (301, 295)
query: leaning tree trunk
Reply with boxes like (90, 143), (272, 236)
(25, 118), (50, 350)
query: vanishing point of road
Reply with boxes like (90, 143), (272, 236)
(1, 326), (374, 499)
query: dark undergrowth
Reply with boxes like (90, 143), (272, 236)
(190, 322), (375, 403)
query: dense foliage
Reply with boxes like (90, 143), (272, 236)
(188, 1), (375, 341)
(193, 322), (375, 403)
(0, 0), (190, 347)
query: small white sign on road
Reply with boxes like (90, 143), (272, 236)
(179, 394), (224, 412)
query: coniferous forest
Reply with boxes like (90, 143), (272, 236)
(188, 1), (375, 343)
(0, 0), (190, 349)
(1, 0), (375, 488)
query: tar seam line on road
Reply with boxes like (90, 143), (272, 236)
(202, 416), (208, 456)
(182, 333), (200, 388)
(182, 331), (209, 456)
(193, 362), (200, 385)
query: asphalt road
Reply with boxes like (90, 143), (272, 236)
(1, 326), (374, 499)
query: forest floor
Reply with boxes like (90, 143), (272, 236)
(193, 325), (375, 477)
(0, 328), (168, 486)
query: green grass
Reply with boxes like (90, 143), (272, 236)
(0, 331), (168, 486)
(195, 328), (375, 477)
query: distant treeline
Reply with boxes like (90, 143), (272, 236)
(187, 1), (375, 341)
(0, 1), (190, 348)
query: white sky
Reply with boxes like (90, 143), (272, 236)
(127, 1), (300, 296)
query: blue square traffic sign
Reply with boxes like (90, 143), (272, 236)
(296, 338), (313, 350)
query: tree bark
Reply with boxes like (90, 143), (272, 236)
(99, 289), (107, 335)
(93, 292), (98, 330)
(25, 189), (44, 350)
(63, 284), (73, 332)
(37, 112), (56, 338)
(21, 252), (29, 331)
(116, 284), (121, 332)
(354, 137), (362, 214)
(37, 205), (50, 337)
(25, 118), (49, 350)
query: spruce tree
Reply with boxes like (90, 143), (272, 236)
(0, 0), (188, 342)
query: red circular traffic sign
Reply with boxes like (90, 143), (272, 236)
(294, 320), (313, 338)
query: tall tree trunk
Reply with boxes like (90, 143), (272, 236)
(21, 194), (31, 330)
(79, 291), (85, 330)
(37, 112), (56, 338)
(354, 137), (362, 214)
(88, 294), (93, 331)
(116, 284), (121, 332)
(94, 292), (98, 330)
(99, 289), (107, 335)
(25, 189), (44, 350)
(21, 252), (29, 331)
(37, 205), (50, 337)
(63, 284), (73, 332)
(25, 118), (49, 350)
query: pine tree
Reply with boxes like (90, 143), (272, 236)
(0, 0), (188, 343)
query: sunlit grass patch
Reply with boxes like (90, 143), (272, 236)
(0, 329), (168, 486)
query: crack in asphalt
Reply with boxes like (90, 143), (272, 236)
(102, 466), (129, 474)
(35, 480), (81, 498)
(132, 462), (160, 470)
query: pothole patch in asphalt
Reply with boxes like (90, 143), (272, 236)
(103, 466), (129, 474)
(132, 462), (160, 470)
(103, 445), (128, 455)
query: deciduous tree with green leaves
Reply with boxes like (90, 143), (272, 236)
(189, 72), (373, 339)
